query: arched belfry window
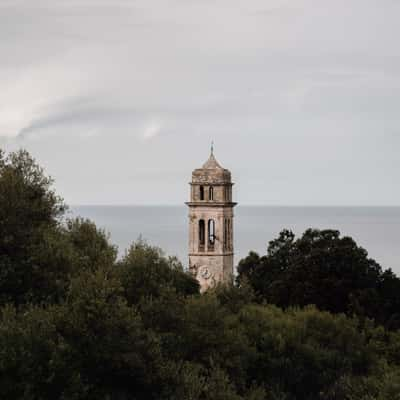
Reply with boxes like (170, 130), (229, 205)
(200, 186), (204, 201)
(199, 220), (205, 251)
(209, 186), (214, 201)
(208, 219), (215, 250)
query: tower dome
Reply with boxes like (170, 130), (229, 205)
(202, 153), (223, 169)
(191, 151), (232, 186)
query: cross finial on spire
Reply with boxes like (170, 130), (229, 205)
(211, 140), (214, 156)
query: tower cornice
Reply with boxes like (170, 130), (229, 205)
(189, 182), (235, 186)
(185, 202), (237, 207)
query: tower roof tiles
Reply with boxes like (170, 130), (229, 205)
(202, 153), (223, 170)
(192, 151), (232, 184)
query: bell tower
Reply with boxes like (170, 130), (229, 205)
(186, 147), (237, 292)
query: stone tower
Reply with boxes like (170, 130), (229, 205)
(186, 148), (237, 292)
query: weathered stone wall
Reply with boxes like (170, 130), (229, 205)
(192, 168), (231, 184)
(187, 153), (236, 292)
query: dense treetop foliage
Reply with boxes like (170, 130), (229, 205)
(1, 149), (400, 399)
(237, 229), (400, 330)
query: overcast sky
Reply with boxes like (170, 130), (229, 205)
(1, 0), (399, 205)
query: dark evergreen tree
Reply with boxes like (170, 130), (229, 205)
(237, 228), (400, 329)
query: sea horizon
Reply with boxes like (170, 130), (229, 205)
(70, 205), (400, 276)
(70, 204), (400, 207)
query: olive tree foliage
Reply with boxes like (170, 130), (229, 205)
(0, 150), (67, 305)
(117, 238), (199, 305)
(0, 150), (117, 305)
(237, 229), (400, 330)
(64, 217), (117, 273)
(0, 269), (165, 400)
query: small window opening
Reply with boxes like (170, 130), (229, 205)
(227, 219), (231, 250)
(208, 219), (215, 250)
(200, 186), (204, 200)
(224, 218), (228, 251)
(199, 219), (205, 251)
(209, 186), (214, 201)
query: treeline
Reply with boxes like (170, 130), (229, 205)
(0, 149), (400, 400)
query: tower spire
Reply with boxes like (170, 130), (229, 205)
(211, 140), (214, 156)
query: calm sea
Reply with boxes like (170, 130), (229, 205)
(71, 206), (400, 276)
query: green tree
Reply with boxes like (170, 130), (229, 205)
(0, 304), (87, 399)
(115, 239), (200, 366)
(0, 149), (118, 306)
(64, 217), (118, 273)
(117, 239), (199, 306)
(0, 150), (67, 305)
(238, 229), (400, 329)
(0, 268), (167, 400)
(56, 268), (164, 399)
(238, 304), (386, 400)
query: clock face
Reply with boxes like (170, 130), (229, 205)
(200, 266), (212, 280)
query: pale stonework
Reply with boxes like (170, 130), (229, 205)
(186, 151), (237, 292)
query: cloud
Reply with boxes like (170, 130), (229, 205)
(0, 0), (400, 207)
(13, 96), (136, 140)
(142, 121), (162, 140)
